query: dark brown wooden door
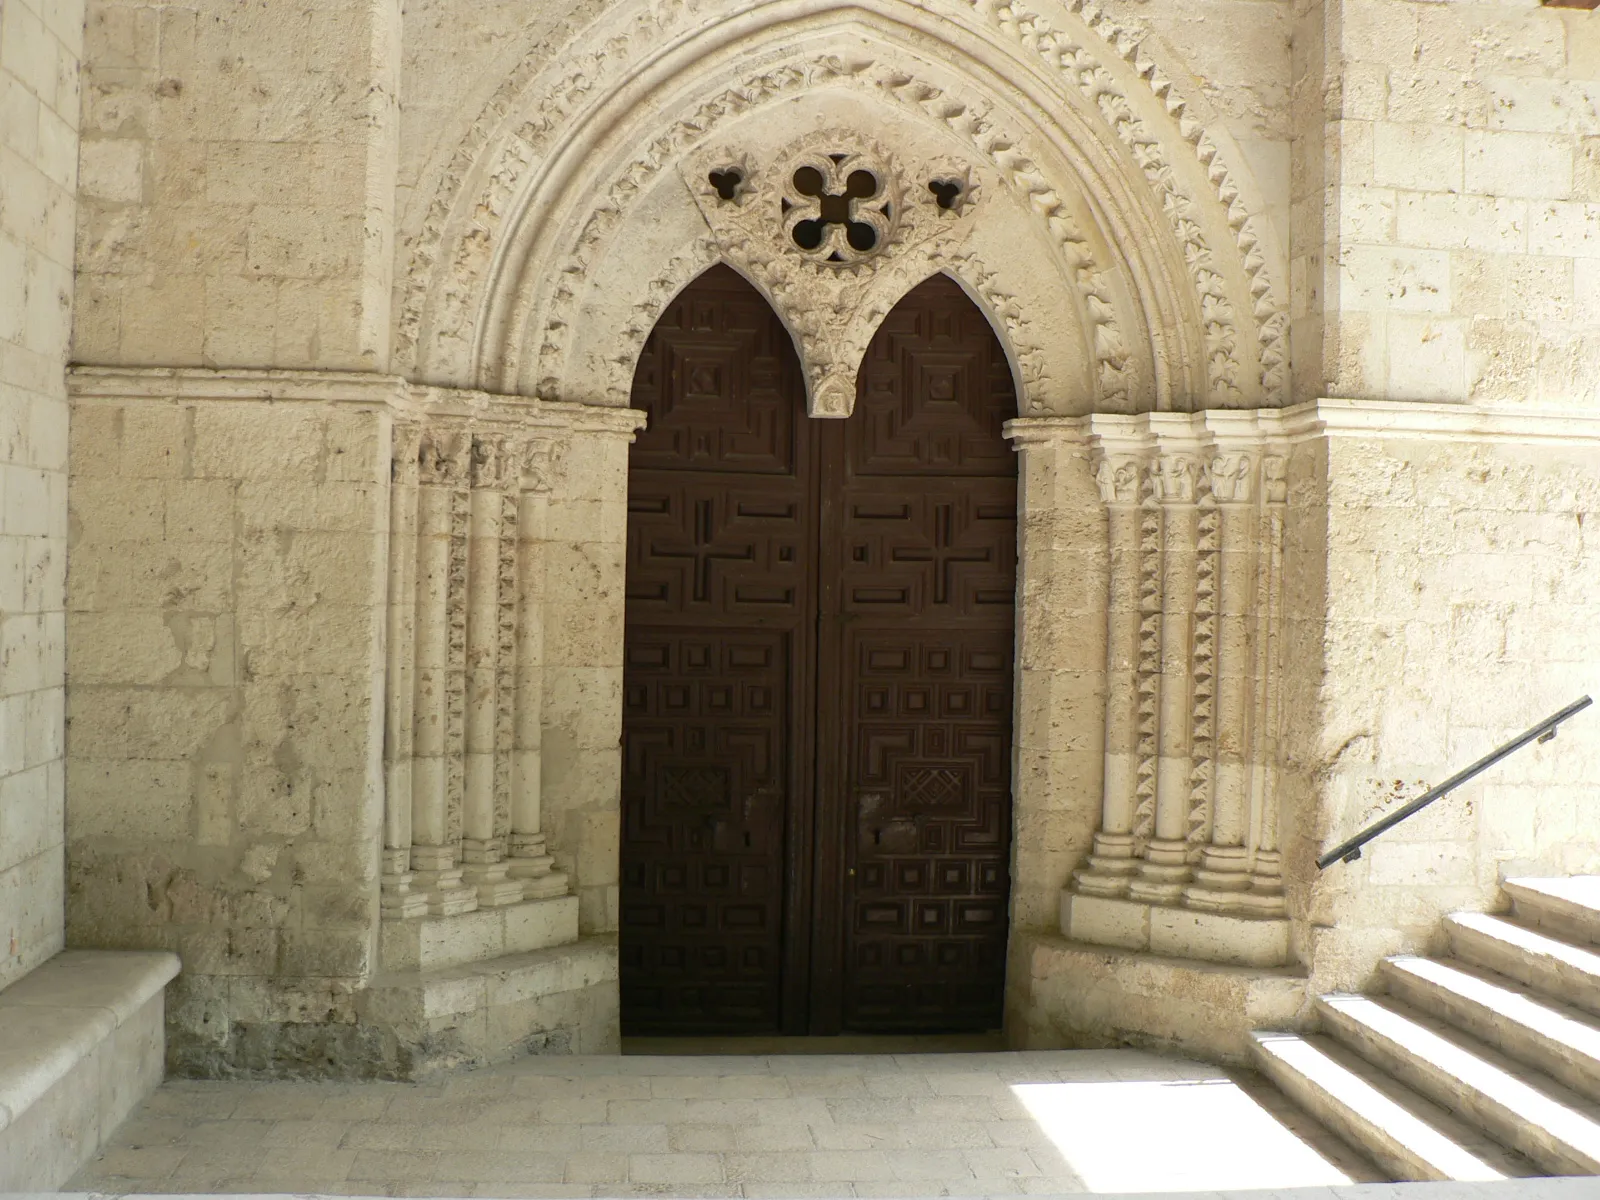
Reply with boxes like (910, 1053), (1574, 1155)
(622, 267), (1017, 1036)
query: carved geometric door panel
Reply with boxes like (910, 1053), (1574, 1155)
(817, 273), (1018, 1034)
(622, 265), (817, 1035)
(623, 266), (1017, 1036)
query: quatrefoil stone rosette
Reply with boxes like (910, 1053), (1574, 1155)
(779, 147), (899, 265)
(682, 133), (980, 418)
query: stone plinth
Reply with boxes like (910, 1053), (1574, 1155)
(379, 894), (579, 972)
(360, 936), (619, 1077)
(1062, 891), (1292, 968)
(1009, 931), (1309, 1066)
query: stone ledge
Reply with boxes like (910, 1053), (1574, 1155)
(1286, 398), (1600, 446)
(1061, 891), (1292, 967)
(1009, 931), (1310, 1066)
(0, 950), (179, 1135)
(0, 949), (180, 1189)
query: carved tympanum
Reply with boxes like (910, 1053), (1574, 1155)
(684, 131), (989, 417)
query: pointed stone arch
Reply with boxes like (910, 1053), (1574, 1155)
(395, 0), (1288, 415)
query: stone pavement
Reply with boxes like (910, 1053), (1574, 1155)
(64, 1050), (1383, 1197)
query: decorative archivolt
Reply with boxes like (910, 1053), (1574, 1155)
(395, 0), (1288, 414)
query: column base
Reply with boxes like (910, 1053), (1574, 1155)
(379, 870), (432, 920)
(411, 872), (479, 916)
(507, 832), (571, 898)
(1071, 832), (1142, 897)
(411, 845), (480, 915)
(1125, 837), (1191, 904)
(1185, 844), (1254, 909)
(460, 839), (530, 907)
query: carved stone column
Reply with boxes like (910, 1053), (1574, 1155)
(1244, 453), (1288, 913)
(409, 426), (477, 914)
(507, 434), (569, 897)
(1127, 426), (1206, 904)
(380, 422), (428, 918)
(459, 434), (525, 906)
(1073, 421), (1145, 896)
(1187, 430), (1258, 906)
(1061, 412), (1292, 965)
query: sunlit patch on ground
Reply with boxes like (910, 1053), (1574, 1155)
(1012, 1076), (1355, 1193)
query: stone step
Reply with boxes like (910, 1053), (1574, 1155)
(1448, 911), (1600, 1019)
(1250, 1030), (1530, 1181)
(1317, 992), (1600, 1176)
(1504, 877), (1600, 947)
(1381, 955), (1600, 1103)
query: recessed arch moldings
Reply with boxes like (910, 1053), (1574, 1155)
(396, 0), (1288, 414)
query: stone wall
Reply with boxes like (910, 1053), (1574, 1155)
(1305, 0), (1600, 405)
(1294, 407), (1600, 992)
(65, 371), (394, 1072)
(0, 0), (82, 989)
(73, 0), (400, 372)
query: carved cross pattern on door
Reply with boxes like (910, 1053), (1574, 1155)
(889, 504), (992, 604)
(651, 497), (755, 603)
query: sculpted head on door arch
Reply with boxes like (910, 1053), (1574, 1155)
(396, 0), (1289, 417)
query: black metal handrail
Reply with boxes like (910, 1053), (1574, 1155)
(1318, 695), (1594, 870)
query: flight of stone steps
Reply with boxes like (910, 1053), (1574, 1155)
(1252, 876), (1600, 1182)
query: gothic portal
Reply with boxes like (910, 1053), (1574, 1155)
(620, 267), (1019, 1035)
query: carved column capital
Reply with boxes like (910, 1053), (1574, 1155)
(1151, 453), (1201, 504)
(1208, 452), (1254, 504)
(1003, 416), (1091, 451)
(515, 435), (566, 494)
(1093, 454), (1143, 505)
(1262, 454), (1288, 504)
(471, 433), (512, 490)
(419, 427), (471, 486)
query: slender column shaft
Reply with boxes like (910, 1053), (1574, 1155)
(1210, 495), (1255, 848)
(463, 438), (502, 848)
(380, 422), (427, 918)
(409, 428), (475, 914)
(1129, 451), (1200, 902)
(384, 425), (419, 855)
(1155, 500), (1196, 839)
(1074, 452), (1143, 895)
(493, 489), (518, 842)
(1188, 451), (1259, 908)
(1246, 455), (1288, 912)
(460, 435), (524, 906)
(411, 479), (451, 849)
(508, 434), (568, 896)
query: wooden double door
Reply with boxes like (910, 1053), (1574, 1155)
(620, 266), (1018, 1035)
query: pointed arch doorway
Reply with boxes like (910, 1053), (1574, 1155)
(620, 265), (1018, 1036)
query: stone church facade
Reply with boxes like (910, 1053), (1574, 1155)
(3, 0), (1600, 1079)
